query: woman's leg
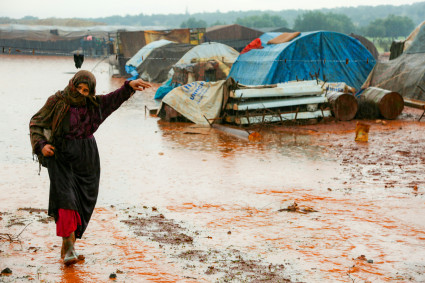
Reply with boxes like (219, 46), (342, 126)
(57, 209), (82, 265)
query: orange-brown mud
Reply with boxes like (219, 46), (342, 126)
(1, 55), (424, 282)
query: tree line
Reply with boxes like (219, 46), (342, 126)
(181, 12), (414, 38)
(2, 2), (423, 38)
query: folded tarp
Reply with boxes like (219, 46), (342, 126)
(160, 79), (228, 125)
(267, 32), (300, 44)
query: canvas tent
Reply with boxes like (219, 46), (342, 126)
(0, 24), (131, 56)
(125, 39), (174, 79)
(154, 42), (239, 99)
(136, 42), (194, 83)
(228, 31), (376, 91)
(118, 29), (191, 59)
(362, 21), (425, 100)
(172, 42), (239, 67)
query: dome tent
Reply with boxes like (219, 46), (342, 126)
(154, 42), (240, 99)
(172, 42), (239, 68)
(168, 42), (239, 80)
(228, 31), (376, 91)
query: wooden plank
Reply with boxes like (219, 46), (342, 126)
(233, 110), (332, 125)
(404, 98), (425, 109)
(233, 96), (327, 111)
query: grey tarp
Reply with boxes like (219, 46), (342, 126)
(136, 43), (194, 83)
(362, 22), (425, 100)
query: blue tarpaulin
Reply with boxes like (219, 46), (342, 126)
(228, 31), (376, 90)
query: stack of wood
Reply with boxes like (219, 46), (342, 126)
(223, 80), (358, 125)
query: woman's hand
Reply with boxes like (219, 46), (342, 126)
(129, 79), (152, 91)
(42, 144), (55, 157)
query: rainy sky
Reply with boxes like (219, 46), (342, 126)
(2, 0), (423, 19)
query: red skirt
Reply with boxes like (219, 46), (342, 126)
(56, 208), (82, 237)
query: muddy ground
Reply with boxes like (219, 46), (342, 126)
(0, 55), (424, 282)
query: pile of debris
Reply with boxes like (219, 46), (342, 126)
(223, 80), (358, 125)
(155, 77), (406, 127)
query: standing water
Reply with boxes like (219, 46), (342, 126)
(0, 54), (424, 282)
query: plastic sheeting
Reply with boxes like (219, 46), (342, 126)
(229, 31), (376, 91)
(126, 40), (175, 68)
(137, 43), (194, 83)
(160, 80), (228, 125)
(173, 42), (239, 67)
(404, 21), (425, 52)
(362, 23), (425, 100)
(168, 42), (239, 80)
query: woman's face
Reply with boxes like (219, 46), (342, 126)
(76, 83), (90, 96)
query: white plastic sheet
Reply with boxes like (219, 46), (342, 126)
(161, 80), (227, 125)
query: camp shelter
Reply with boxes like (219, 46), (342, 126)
(125, 39), (174, 79)
(154, 42), (239, 99)
(136, 42), (194, 83)
(173, 42), (239, 66)
(362, 21), (425, 100)
(170, 42), (239, 81)
(118, 29), (191, 59)
(0, 25), (86, 55)
(204, 24), (263, 52)
(228, 31), (376, 91)
(0, 24), (136, 56)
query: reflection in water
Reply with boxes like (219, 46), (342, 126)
(156, 120), (331, 162)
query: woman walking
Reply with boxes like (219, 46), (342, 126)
(29, 70), (151, 265)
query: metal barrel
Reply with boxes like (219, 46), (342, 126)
(326, 92), (358, 121)
(359, 87), (404, 120)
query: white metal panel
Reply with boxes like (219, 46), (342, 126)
(232, 80), (323, 98)
(233, 95), (327, 111)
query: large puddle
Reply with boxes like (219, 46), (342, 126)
(0, 54), (424, 282)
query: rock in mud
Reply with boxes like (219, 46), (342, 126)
(109, 273), (117, 279)
(1, 268), (12, 275)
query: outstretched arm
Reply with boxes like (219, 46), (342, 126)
(97, 79), (152, 122)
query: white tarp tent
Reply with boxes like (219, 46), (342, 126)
(168, 42), (239, 79)
(174, 42), (239, 66)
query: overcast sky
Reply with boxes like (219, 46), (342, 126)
(2, 0), (423, 19)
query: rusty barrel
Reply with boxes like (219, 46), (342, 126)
(359, 87), (404, 119)
(326, 92), (358, 121)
